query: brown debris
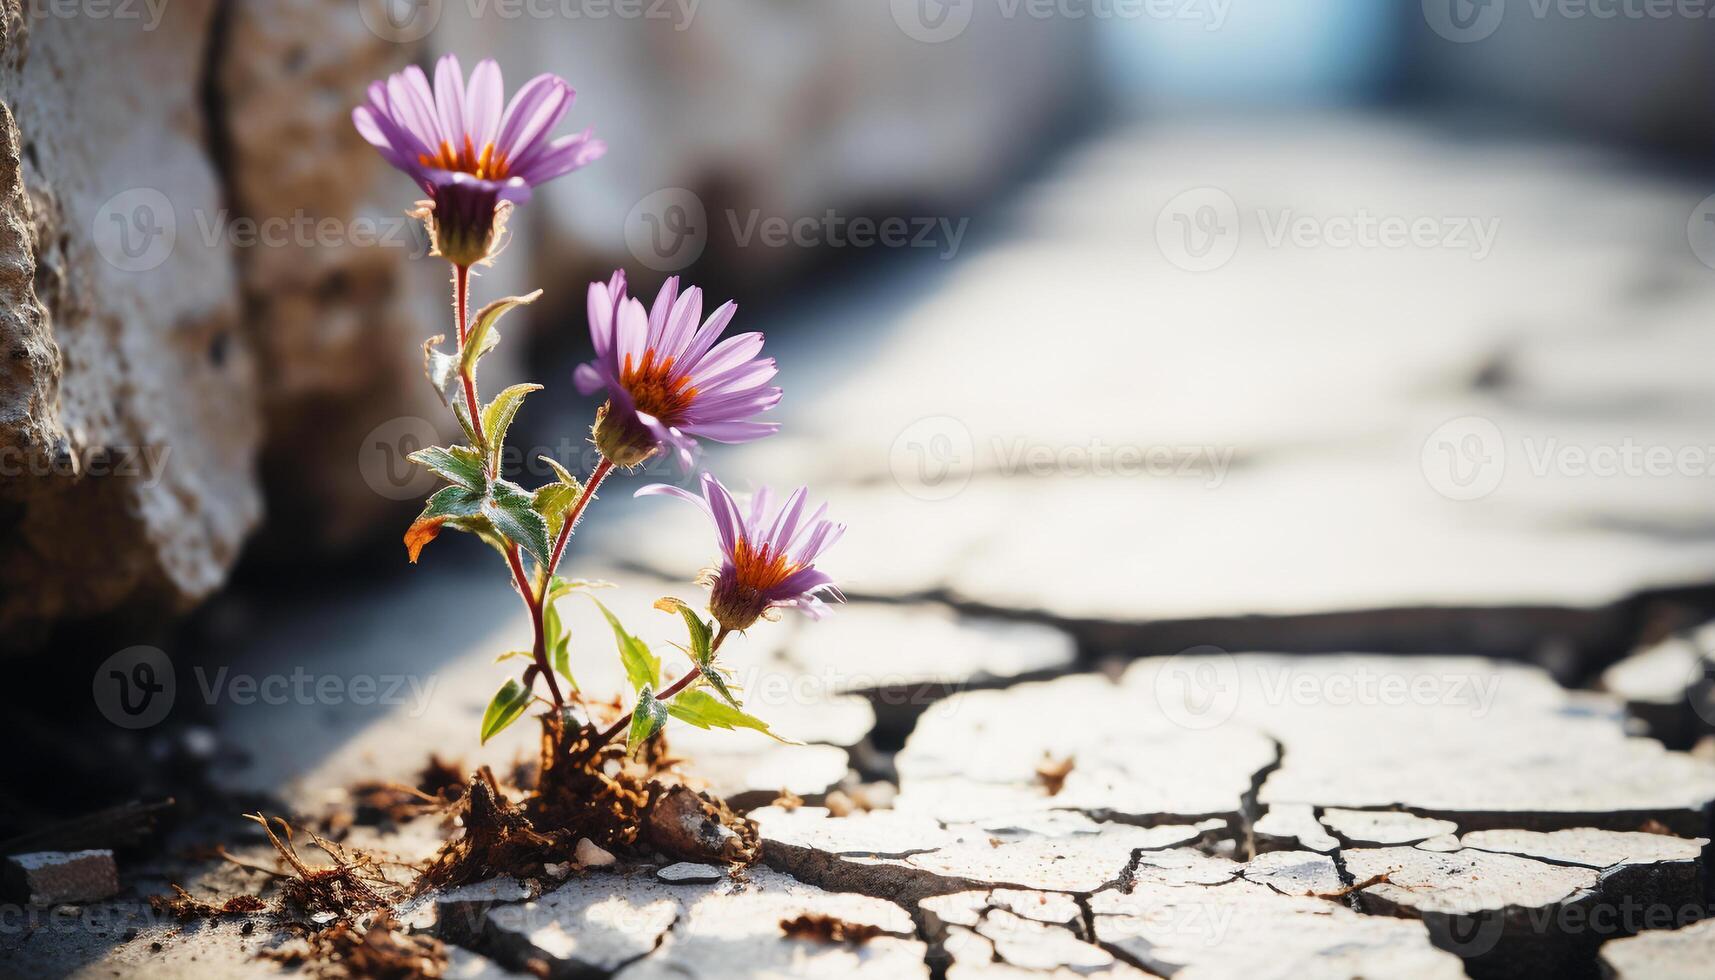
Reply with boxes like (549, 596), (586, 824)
(1311, 872), (1392, 899)
(149, 883), (267, 921)
(1036, 755), (1076, 796)
(646, 784), (761, 865)
(772, 789), (805, 811)
(246, 813), (392, 920)
(780, 912), (886, 945)
(263, 912), (447, 980)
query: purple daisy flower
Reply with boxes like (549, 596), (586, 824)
(352, 54), (604, 266)
(575, 272), (782, 469)
(638, 473), (845, 632)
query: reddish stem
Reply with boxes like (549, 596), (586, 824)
(546, 456), (615, 578)
(450, 262), (562, 709)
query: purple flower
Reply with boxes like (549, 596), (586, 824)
(576, 272), (782, 469)
(352, 54), (604, 266)
(639, 473), (844, 631)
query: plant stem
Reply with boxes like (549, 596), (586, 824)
(584, 626), (731, 756)
(449, 261), (563, 709)
(545, 456), (615, 578)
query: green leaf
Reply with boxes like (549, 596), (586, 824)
(551, 633), (576, 692)
(423, 335), (459, 404)
(460, 291), (543, 376)
(591, 598), (660, 693)
(533, 482), (582, 540)
(494, 650), (532, 663)
(547, 576), (616, 602)
(666, 689), (796, 743)
(541, 603), (576, 691)
(481, 383), (543, 470)
(482, 479), (553, 563)
(404, 485), (485, 562)
(409, 445), (486, 492)
(654, 598), (713, 665)
(626, 686), (670, 758)
(538, 455), (581, 487)
(480, 678), (532, 744)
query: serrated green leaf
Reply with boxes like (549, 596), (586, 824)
(538, 455), (581, 487)
(409, 445), (486, 492)
(626, 686), (670, 757)
(533, 482), (582, 539)
(404, 485), (486, 562)
(481, 383), (543, 470)
(653, 598), (714, 666)
(460, 290), (543, 376)
(482, 479), (552, 563)
(591, 598), (661, 693)
(666, 688), (795, 743)
(480, 678), (532, 744)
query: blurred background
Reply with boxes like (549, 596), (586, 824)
(3, 0), (1715, 846)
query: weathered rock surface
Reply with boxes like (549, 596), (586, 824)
(1599, 917), (1715, 980)
(1601, 623), (1715, 746)
(0, 4), (259, 639)
(1320, 808), (1459, 847)
(471, 866), (925, 979)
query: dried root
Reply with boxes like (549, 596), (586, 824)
(148, 883), (267, 920)
(246, 812), (392, 920)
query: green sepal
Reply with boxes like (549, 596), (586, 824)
(408, 445), (486, 492)
(592, 598), (661, 693)
(626, 686), (670, 758)
(480, 678), (532, 744)
(482, 479), (553, 564)
(460, 291), (543, 377)
(667, 688), (796, 744)
(481, 383), (543, 471)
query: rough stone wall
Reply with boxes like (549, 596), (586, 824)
(0, 2), (259, 642)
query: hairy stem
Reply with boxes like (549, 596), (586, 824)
(585, 626), (731, 755)
(546, 456), (616, 578)
(450, 261), (563, 709)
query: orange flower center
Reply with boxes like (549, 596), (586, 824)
(419, 136), (510, 181)
(732, 539), (799, 593)
(621, 348), (698, 424)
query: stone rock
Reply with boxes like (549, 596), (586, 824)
(0, 2), (259, 639)
(656, 862), (727, 884)
(1252, 803), (1339, 854)
(755, 805), (1220, 906)
(893, 673), (1279, 828)
(1599, 917), (1715, 980)
(1088, 871), (1465, 979)
(1121, 655), (1715, 837)
(1601, 625), (1715, 745)
(575, 838), (616, 868)
(1343, 839), (1709, 979)
(1, 849), (117, 905)
(1320, 808), (1460, 846)
(477, 867), (924, 979)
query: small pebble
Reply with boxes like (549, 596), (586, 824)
(575, 838), (615, 868)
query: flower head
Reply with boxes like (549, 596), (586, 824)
(639, 473), (844, 632)
(353, 54), (604, 266)
(577, 273), (781, 469)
